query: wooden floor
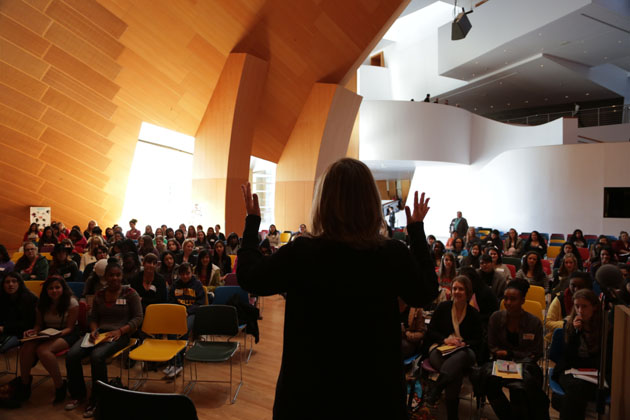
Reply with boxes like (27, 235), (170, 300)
(1, 295), (286, 420)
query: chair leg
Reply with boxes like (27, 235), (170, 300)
(229, 343), (243, 404)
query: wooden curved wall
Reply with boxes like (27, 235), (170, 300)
(1, 0), (407, 249)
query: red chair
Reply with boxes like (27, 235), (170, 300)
(577, 247), (590, 262)
(584, 235), (598, 241)
(541, 259), (552, 276)
(224, 273), (238, 286)
(505, 264), (516, 279)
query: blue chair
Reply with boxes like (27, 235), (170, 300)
(211, 286), (253, 362)
(67, 281), (84, 298)
(548, 328), (565, 396)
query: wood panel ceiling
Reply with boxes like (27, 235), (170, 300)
(0, 0), (406, 249)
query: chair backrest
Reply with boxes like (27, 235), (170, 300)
(142, 304), (188, 336)
(550, 233), (565, 240)
(503, 256), (521, 270)
(95, 380), (198, 419)
(526, 285), (546, 309)
(547, 246), (561, 259)
(280, 232), (291, 243)
(212, 286), (249, 306)
(201, 286), (209, 305)
(505, 264), (516, 279)
(192, 305), (239, 338)
(548, 328), (565, 364)
(67, 281), (85, 298)
(522, 299), (543, 321)
(24, 280), (44, 297)
(577, 247), (590, 261)
(584, 235), (598, 241)
(541, 259), (552, 275)
(224, 273), (238, 286)
(229, 254), (237, 267)
(11, 252), (22, 263)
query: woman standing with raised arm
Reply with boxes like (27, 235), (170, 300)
(237, 158), (438, 419)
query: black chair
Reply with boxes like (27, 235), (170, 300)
(95, 380), (197, 419)
(184, 305), (243, 403)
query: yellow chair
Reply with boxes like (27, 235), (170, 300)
(279, 232), (291, 244)
(24, 280), (44, 297)
(526, 285), (546, 310)
(229, 254), (237, 269)
(202, 286), (210, 305)
(549, 239), (564, 245)
(547, 246), (561, 259)
(128, 304), (189, 390)
(11, 252), (23, 263)
(500, 299), (543, 322)
(41, 252), (52, 261)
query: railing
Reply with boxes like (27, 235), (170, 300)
(501, 105), (630, 127)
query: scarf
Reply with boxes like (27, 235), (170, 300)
(451, 303), (467, 339)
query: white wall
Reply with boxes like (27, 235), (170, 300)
(357, 66), (393, 100)
(408, 142), (630, 239)
(359, 100), (568, 165)
(437, 0), (590, 75)
(578, 123), (630, 143)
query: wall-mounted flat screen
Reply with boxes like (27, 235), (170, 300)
(604, 188), (630, 218)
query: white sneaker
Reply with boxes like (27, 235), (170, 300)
(167, 366), (183, 378)
(162, 365), (173, 376)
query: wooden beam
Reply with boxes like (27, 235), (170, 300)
(192, 52), (268, 235)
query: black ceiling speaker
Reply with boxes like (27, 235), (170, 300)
(452, 9), (473, 40)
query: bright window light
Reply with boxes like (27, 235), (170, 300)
(120, 122), (195, 230)
(249, 156), (276, 229)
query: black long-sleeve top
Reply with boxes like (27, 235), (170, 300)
(488, 309), (543, 363)
(0, 290), (37, 337)
(425, 301), (482, 354)
(237, 215), (438, 419)
(130, 271), (168, 312)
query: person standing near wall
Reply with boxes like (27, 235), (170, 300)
(449, 211), (468, 239)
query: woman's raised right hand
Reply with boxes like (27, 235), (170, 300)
(241, 182), (261, 217)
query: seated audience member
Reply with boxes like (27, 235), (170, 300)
(194, 250), (223, 294)
(82, 246), (109, 282)
(49, 244), (80, 283)
(177, 239), (198, 266)
(553, 242), (583, 271)
(483, 279), (549, 420)
(194, 230), (210, 251)
(225, 233), (241, 255)
(0, 244), (15, 281)
(60, 238), (81, 267)
(259, 238), (273, 256)
(15, 276), (79, 404)
(464, 227), (479, 249)
(80, 236), (105, 271)
(613, 231), (629, 263)
(437, 253), (457, 296)
(51, 222), (67, 242)
(83, 220), (97, 240)
(82, 259), (109, 297)
(488, 247), (512, 281)
(65, 261), (143, 417)
(206, 227), (218, 246)
(484, 230), (504, 251)
(154, 227), (166, 243)
(215, 225), (226, 242)
(166, 238), (181, 254)
(104, 227), (114, 244)
(38, 226), (58, 252)
(186, 225), (197, 239)
(267, 224), (281, 248)
(212, 241), (232, 278)
(143, 225), (154, 239)
(165, 228), (175, 240)
(125, 219), (141, 241)
(427, 235), (436, 248)
(154, 234), (167, 255)
(130, 253), (167, 312)
(0, 272), (37, 354)
(290, 224), (309, 241)
(461, 243), (482, 269)
(157, 251), (178, 286)
(445, 231), (457, 250)
(112, 231), (124, 244)
(138, 234), (159, 258)
(553, 289), (608, 420)
(400, 300), (425, 359)
(14, 242), (49, 280)
(121, 252), (141, 285)
(423, 276), (481, 420)
(503, 228), (524, 258)
(68, 229), (87, 254)
(523, 231), (547, 258)
(515, 251), (548, 289)
(589, 235), (609, 262)
(432, 241), (446, 269)
(178, 223), (187, 234)
(545, 272), (591, 343)
(477, 254), (507, 300)
(451, 237), (466, 260)
(569, 229), (587, 248)
(551, 253), (579, 293)
(589, 246), (616, 288)
(23, 223), (40, 243)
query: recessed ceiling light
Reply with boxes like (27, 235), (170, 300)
(504, 61), (508, 64)
(538, 33), (542, 36)
(544, 98), (548, 101)
(472, 73), (475, 77)
(524, 100), (529, 104)
(475, 61), (478, 64)
(474, 108), (477, 111)
(618, 40), (622, 43)
(565, 95), (569, 98)
(499, 81), (503, 85)
(540, 64), (544, 68)
(604, 56), (608, 60)
(507, 103), (511, 106)
(503, 49), (507, 52)
(585, 93), (590, 96)
(490, 105), (494, 108)
(583, 50), (588, 53)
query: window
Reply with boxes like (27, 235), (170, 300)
(119, 122), (195, 229)
(249, 156), (276, 229)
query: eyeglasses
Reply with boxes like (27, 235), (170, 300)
(25, 248), (36, 252)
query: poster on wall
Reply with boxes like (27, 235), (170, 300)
(30, 207), (51, 231)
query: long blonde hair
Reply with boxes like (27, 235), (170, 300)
(310, 158), (384, 248)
